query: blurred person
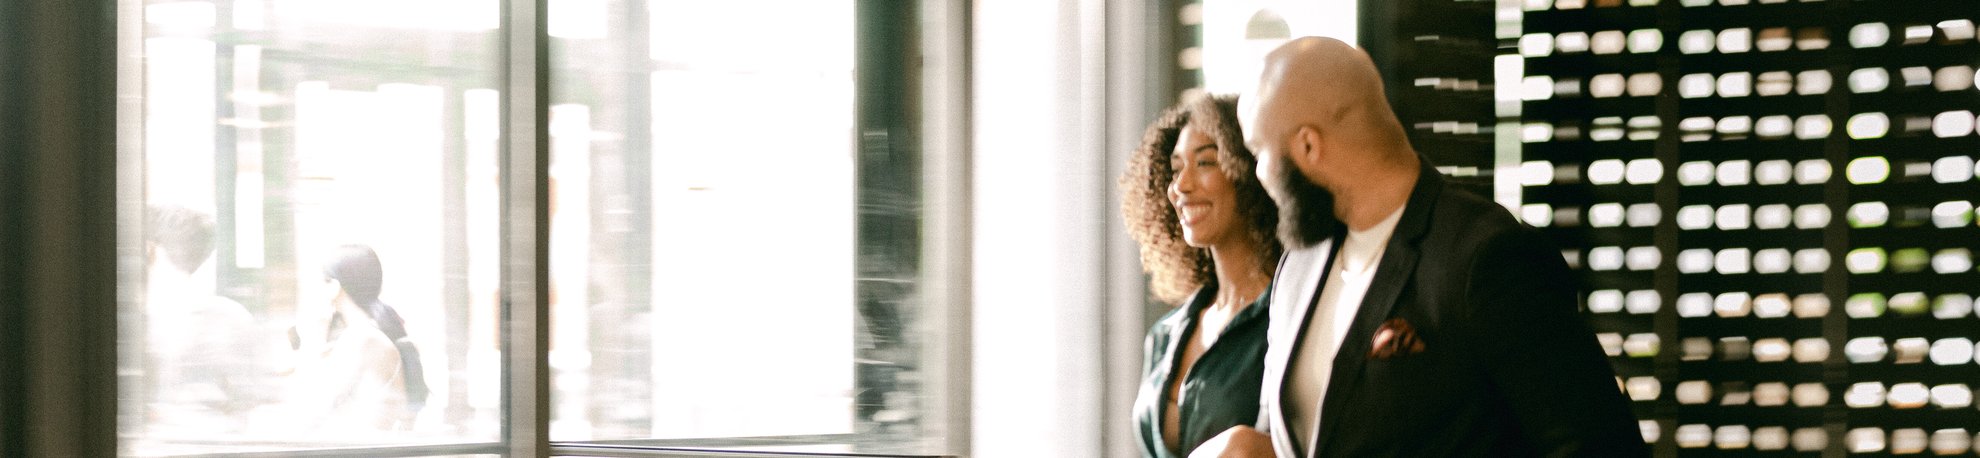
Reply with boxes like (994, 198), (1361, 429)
(1192, 37), (1643, 457)
(144, 205), (263, 435)
(1122, 93), (1282, 458)
(268, 244), (426, 433)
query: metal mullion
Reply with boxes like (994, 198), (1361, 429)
(500, 0), (552, 456)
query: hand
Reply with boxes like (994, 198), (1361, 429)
(1188, 425), (1275, 458)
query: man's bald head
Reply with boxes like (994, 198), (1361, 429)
(1245, 36), (1412, 182)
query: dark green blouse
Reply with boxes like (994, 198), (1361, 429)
(1131, 282), (1270, 458)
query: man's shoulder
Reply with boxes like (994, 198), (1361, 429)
(1422, 183), (1532, 246)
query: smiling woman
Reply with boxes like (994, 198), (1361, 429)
(1120, 93), (1280, 458)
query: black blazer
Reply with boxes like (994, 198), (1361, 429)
(1257, 163), (1647, 457)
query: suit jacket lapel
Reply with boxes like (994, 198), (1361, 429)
(1308, 164), (1445, 457)
(1268, 239), (1339, 456)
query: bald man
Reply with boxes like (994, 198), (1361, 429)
(1189, 37), (1645, 457)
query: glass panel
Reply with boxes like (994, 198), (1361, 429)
(122, 0), (504, 453)
(546, 0), (938, 453)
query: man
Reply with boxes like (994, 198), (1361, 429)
(1191, 37), (1646, 457)
(144, 205), (264, 434)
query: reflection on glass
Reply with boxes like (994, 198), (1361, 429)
(1676, 381), (1712, 405)
(1626, 289), (1661, 314)
(1677, 293), (1712, 318)
(1626, 73), (1662, 97)
(1716, 204), (1751, 230)
(1679, 29), (1716, 54)
(1792, 427), (1828, 451)
(1619, 203), (1658, 227)
(1889, 292), (1928, 316)
(1933, 248), (1973, 274)
(1931, 201), (1974, 228)
(1752, 293), (1790, 318)
(1598, 333), (1625, 357)
(1940, 19), (1977, 41)
(1715, 292), (1754, 318)
(1676, 424), (1711, 448)
(1715, 425), (1751, 450)
(1715, 160), (1751, 186)
(1681, 337), (1711, 361)
(1846, 293), (1887, 318)
(1640, 420), (1662, 444)
(1751, 338), (1789, 362)
(1845, 156), (1890, 184)
(1845, 382), (1887, 408)
(1929, 428), (1971, 455)
(1556, 31), (1591, 53)
(1753, 203), (1791, 228)
(1679, 73), (1714, 98)
(1794, 115), (1832, 139)
(1793, 337), (1828, 362)
(126, 1), (503, 452)
(1902, 24), (1933, 45)
(1718, 337), (1751, 361)
(1626, 376), (1661, 401)
(1624, 333), (1660, 358)
(1931, 384), (1973, 409)
(1932, 110), (1975, 138)
(1717, 71), (1752, 97)
(1792, 248), (1827, 274)
(1754, 426), (1788, 451)
(1929, 338), (1974, 366)
(1592, 30), (1627, 54)
(1793, 293), (1830, 318)
(1755, 71), (1792, 96)
(1932, 156), (1973, 184)
(1891, 428), (1927, 454)
(1717, 28), (1752, 53)
(1848, 68), (1890, 93)
(1848, 202), (1889, 228)
(1845, 336), (1888, 363)
(1628, 29), (1663, 53)
(1520, 33), (1554, 57)
(1520, 203), (1553, 226)
(1796, 26), (1830, 50)
(1937, 65), (1976, 91)
(1788, 383), (1827, 408)
(1901, 65), (1933, 87)
(1934, 294), (1974, 320)
(1676, 161), (1714, 186)
(1850, 23), (1890, 48)
(1889, 383), (1930, 409)
(1753, 382), (1788, 406)
(1796, 159), (1832, 184)
(1891, 247), (1930, 273)
(1846, 427), (1887, 453)
(1892, 337), (1929, 364)
(1756, 27), (1791, 52)
(1796, 69), (1832, 95)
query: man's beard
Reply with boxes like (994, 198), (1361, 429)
(1269, 158), (1344, 249)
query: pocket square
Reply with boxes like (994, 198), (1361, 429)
(1368, 318), (1426, 359)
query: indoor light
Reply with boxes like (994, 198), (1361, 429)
(1934, 156), (1973, 183)
(1846, 156), (1889, 184)
(1846, 293), (1887, 318)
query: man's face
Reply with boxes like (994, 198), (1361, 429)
(1242, 91), (1341, 248)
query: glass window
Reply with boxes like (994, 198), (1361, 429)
(122, 0), (944, 455)
(124, 0), (505, 454)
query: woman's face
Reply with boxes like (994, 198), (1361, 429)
(1168, 125), (1243, 248)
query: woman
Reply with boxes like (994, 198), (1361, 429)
(272, 244), (425, 432)
(1122, 93), (1282, 457)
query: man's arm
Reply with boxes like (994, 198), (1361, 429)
(1466, 229), (1648, 457)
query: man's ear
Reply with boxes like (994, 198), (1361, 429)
(1293, 125), (1324, 170)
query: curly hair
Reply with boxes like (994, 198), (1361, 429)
(1119, 93), (1283, 305)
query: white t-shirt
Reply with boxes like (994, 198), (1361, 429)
(1284, 204), (1405, 453)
